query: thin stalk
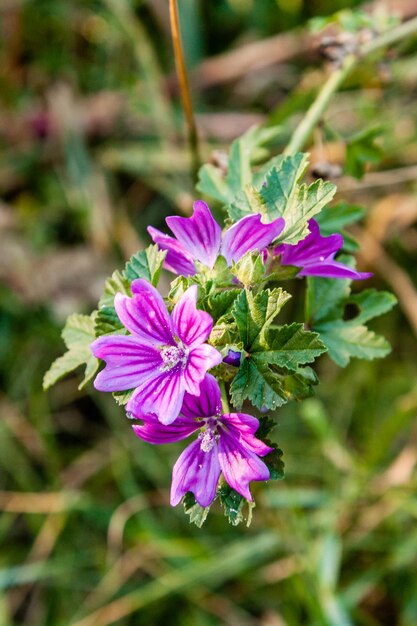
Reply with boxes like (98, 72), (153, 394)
(219, 380), (230, 414)
(169, 0), (201, 182)
(284, 15), (417, 155)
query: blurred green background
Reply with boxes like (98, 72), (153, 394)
(1, 1), (417, 624)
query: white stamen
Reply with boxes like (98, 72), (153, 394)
(159, 344), (188, 372)
(198, 426), (219, 453)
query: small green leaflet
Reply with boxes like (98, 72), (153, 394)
(183, 492), (211, 528)
(219, 484), (254, 527)
(259, 152), (308, 218)
(230, 358), (289, 410)
(345, 126), (384, 179)
(316, 202), (365, 253)
(98, 270), (131, 308)
(206, 289), (241, 323)
(124, 244), (166, 286)
(261, 172), (336, 244)
(307, 274), (397, 367)
(230, 289), (326, 410)
(197, 124), (282, 205)
(231, 251), (266, 287)
(232, 288), (291, 349)
(43, 313), (98, 390)
(254, 323), (327, 370)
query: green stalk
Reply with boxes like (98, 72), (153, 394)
(284, 15), (417, 155)
(219, 380), (230, 414)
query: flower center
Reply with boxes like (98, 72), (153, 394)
(198, 419), (220, 453)
(159, 344), (188, 372)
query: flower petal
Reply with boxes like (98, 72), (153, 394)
(221, 214), (285, 265)
(276, 219), (372, 280)
(181, 373), (222, 419)
(297, 261), (372, 280)
(172, 285), (213, 348)
(91, 336), (161, 391)
(183, 345), (222, 396)
(115, 279), (174, 345)
(147, 226), (196, 276)
(221, 413), (273, 456)
(127, 370), (185, 425)
(276, 219), (343, 266)
(166, 200), (222, 269)
(170, 439), (221, 507)
(132, 413), (198, 445)
(217, 430), (270, 501)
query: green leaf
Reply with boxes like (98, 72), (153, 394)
(305, 272), (351, 324)
(232, 288), (291, 350)
(197, 125), (282, 209)
(307, 275), (396, 366)
(225, 125), (283, 196)
(280, 179), (337, 244)
(206, 289), (241, 323)
(317, 322), (392, 367)
(197, 163), (232, 204)
(210, 320), (238, 348)
(345, 127), (384, 179)
(263, 447), (285, 481)
(254, 323), (327, 370)
(347, 290), (397, 324)
(316, 202), (364, 234)
(260, 157), (336, 243)
(113, 389), (135, 406)
(167, 276), (191, 305)
(124, 244), (166, 286)
(43, 313), (98, 390)
(278, 366), (319, 401)
(259, 153), (308, 219)
(183, 492), (211, 528)
(231, 252), (266, 287)
(98, 270), (131, 308)
(94, 306), (124, 336)
(219, 484), (253, 527)
(230, 358), (287, 410)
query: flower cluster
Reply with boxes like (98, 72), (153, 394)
(88, 200), (373, 512)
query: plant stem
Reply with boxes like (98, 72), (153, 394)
(219, 380), (230, 414)
(169, 0), (201, 183)
(284, 15), (417, 155)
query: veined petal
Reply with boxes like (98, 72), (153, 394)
(166, 200), (222, 269)
(276, 220), (343, 266)
(221, 413), (273, 456)
(170, 439), (221, 507)
(127, 370), (184, 425)
(147, 226), (196, 276)
(132, 413), (198, 445)
(183, 346), (222, 396)
(115, 279), (174, 345)
(221, 214), (285, 265)
(181, 373), (222, 419)
(91, 336), (161, 391)
(218, 430), (270, 501)
(297, 261), (372, 280)
(172, 285), (213, 349)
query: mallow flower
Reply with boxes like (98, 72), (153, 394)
(131, 374), (273, 507)
(91, 280), (222, 425)
(148, 200), (285, 276)
(274, 219), (372, 280)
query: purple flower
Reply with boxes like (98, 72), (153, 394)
(148, 200), (285, 276)
(274, 219), (372, 280)
(91, 280), (222, 425)
(131, 374), (273, 507)
(223, 349), (241, 367)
